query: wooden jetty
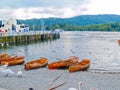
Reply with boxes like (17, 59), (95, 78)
(0, 32), (60, 47)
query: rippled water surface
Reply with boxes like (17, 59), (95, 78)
(1, 31), (120, 72)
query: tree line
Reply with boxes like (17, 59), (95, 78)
(1, 14), (120, 31)
(28, 22), (120, 32)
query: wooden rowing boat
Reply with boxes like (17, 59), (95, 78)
(118, 40), (120, 45)
(0, 56), (24, 61)
(0, 54), (9, 60)
(0, 54), (20, 61)
(0, 56), (25, 66)
(48, 56), (79, 69)
(68, 59), (90, 72)
(24, 57), (48, 70)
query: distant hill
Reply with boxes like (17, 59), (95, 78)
(17, 14), (120, 26)
(1, 14), (120, 31)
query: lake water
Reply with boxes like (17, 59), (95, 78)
(1, 31), (120, 72)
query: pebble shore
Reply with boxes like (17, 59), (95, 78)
(0, 65), (120, 90)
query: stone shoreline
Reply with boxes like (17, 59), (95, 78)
(0, 65), (120, 90)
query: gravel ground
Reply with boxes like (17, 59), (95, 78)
(0, 65), (120, 90)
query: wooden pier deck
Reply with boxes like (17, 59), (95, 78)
(0, 32), (60, 46)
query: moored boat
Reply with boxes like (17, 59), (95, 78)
(0, 54), (9, 60)
(1, 56), (25, 66)
(48, 56), (79, 69)
(24, 57), (48, 70)
(118, 40), (120, 45)
(68, 59), (90, 72)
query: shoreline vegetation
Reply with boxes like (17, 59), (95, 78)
(4, 14), (120, 32)
(24, 22), (120, 32)
(1, 14), (120, 32)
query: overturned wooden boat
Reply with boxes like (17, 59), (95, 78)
(0, 56), (25, 66)
(69, 59), (90, 72)
(24, 57), (48, 70)
(48, 56), (79, 69)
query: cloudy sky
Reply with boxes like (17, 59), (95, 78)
(0, 0), (120, 19)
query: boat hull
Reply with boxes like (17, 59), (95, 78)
(69, 59), (90, 72)
(24, 57), (48, 70)
(1, 56), (25, 66)
(0, 54), (9, 60)
(118, 40), (120, 45)
(48, 56), (79, 69)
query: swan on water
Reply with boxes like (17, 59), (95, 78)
(2, 69), (14, 77)
(17, 68), (22, 78)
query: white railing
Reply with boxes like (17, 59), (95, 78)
(0, 30), (59, 37)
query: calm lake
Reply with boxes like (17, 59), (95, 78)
(1, 31), (120, 72)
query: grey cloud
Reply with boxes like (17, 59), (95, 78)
(0, 0), (90, 19)
(32, 8), (63, 15)
(80, 8), (88, 11)
(0, 9), (13, 19)
(0, 0), (90, 9)
(31, 0), (89, 17)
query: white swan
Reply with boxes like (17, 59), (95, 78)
(68, 82), (82, 90)
(2, 69), (14, 77)
(17, 68), (22, 78)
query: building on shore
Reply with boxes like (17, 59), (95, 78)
(0, 18), (29, 36)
